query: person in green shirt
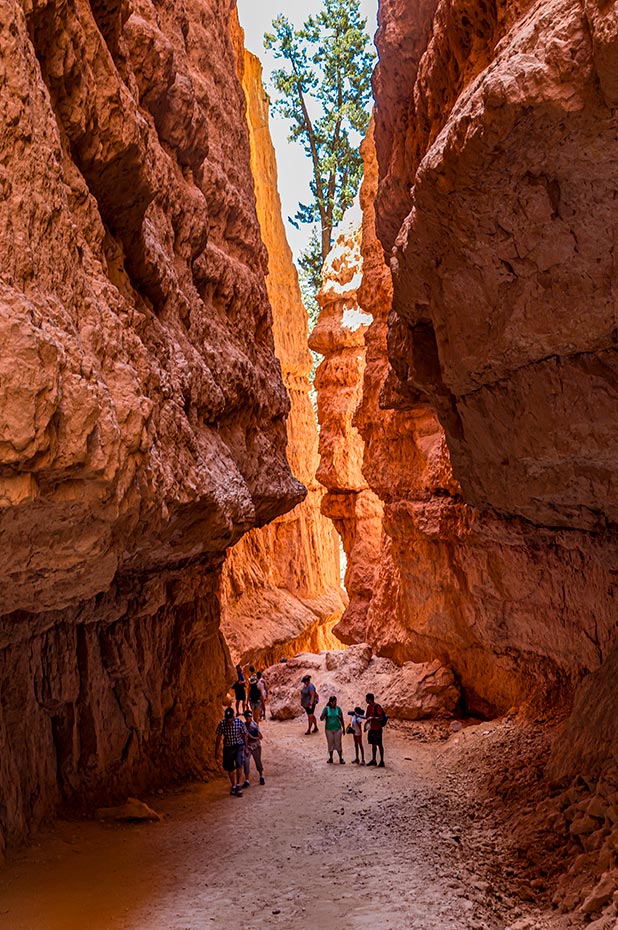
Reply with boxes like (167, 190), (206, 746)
(320, 695), (345, 764)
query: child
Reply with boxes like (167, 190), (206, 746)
(349, 706), (365, 765)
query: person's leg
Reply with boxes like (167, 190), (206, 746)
(335, 730), (344, 763)
(360, 738), (365, 764)
(326, 729), (335, 761)
(378, 734), (385, 766)
(353, 735), (359, 762)
(253, 746), (265, 784)
(304, 710), (311, 734)
(367, 732), (377, 764)
(310, 708), (318, 732)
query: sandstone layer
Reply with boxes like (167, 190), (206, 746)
(219, 50), (345, 668)
(369, 0), (618, 767)
(308, 221), (384, 638)
(0, 0), (303, 855)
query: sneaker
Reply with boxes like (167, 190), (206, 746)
(367, 759), (377, 766)
(242, 780), (250, 788)
(360, 761), (366, 766)
(351, 759), (359, 764)
(259, 776), (265, 785)
(339, 759), (345, 765)
(378, 761), (385, 768)
(235, 788), (243, 796)
(327, 757), (333, 764)
(304, 730), (311, 735)
(230, 786), (237, 795)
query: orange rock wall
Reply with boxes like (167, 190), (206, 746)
(308, 222), (384, 638)
(0, 0), (303, 854)
(365, 0), (618, 762)
(219, 51), (345, 666)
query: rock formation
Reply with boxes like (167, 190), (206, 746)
(219, 50), (345, 668)
(365, 0), (618, 768)
(308, 221), (384, 638)
(0, 0), (303, 856)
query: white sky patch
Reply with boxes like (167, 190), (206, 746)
(237, 0), (379, 262)
(342, 306), (373, 331)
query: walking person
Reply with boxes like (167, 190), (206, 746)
(256, 670), (268, 721)
(241, 709), (266, 787)
(364, 692), (386, 767)
(320, 695), (345, 764)
(300, 674), (319, 734)
(214, 707), (248, 796)
(233, 665), (246, 715)
(348, 706), (365, 765)
(248, 675), (263, 722)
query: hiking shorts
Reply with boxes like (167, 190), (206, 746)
(326, 729), (343, 754)
(222, 744), (244, 772)
(353, 734), (363, 746)
(367, 729), (383, 746)
(304, 703), (317, 716)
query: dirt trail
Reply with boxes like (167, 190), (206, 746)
(0, 718), (572, 930)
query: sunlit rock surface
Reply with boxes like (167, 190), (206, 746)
(219, 50), (345, 668)
(371, 0), (618, 767)
(309, 221), (384, 640)
(0, 0), (303, 854)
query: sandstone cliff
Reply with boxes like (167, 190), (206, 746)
(219, 50), (345, 668)
(369, 0), (618, 767)
(0, 0), (303, 855)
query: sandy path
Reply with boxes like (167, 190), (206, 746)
(0, 719), (561, 930)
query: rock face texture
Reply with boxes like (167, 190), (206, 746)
(308, 222), (384, 639)
(0, 0), (303, 855)
(219, 50), (345, 668)
(264, 643), (460, 723)
(367, 0), (618, 767)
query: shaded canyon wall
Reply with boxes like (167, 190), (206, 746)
(337, 0), (618, 772)
(0, 0), (303, 855)
(219, 49), (345, 668)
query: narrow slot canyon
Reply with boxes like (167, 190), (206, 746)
(0, 1), (616, 929)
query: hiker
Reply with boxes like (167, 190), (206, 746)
(320, 695), (345, 764)
(300, 674), (319, 734)
(242, 709), (266, 787)
(256, 670), (268, 720)
(248, 675), (263, 722)
(215, 707), (248, 796)
(364, 692), (386, 767)
(233, 665), (246, 715)
(348, 706), (365, 765)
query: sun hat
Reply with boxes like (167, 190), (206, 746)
(301, 675), (311, 682)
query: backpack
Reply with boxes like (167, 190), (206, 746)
(375, 704), (389, 727)
(249, 682), (261, 703)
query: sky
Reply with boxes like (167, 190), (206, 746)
(237, 0), (379, 261)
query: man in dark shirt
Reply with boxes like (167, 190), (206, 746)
(364, 692), (386, 767)
(215, 707), (248, 795)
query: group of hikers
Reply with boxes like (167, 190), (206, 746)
(300, 674), (387, 766)
(215, 666), (387, 796)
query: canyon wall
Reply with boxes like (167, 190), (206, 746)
(308, 221), (384, 639)
(219, 50), (345, 668)
(0, 0), (303, 855)
(363, 0), (618, 766)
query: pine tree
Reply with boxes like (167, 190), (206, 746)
(265, 0), (375, 288)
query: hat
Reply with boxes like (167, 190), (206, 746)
(301, 675), (311, 682)
(243, 710), (253, 717)
(224, 707), (234, 718)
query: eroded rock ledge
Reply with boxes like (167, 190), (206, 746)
(0, 0), (303, 855)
